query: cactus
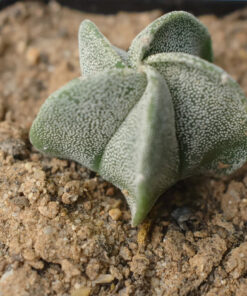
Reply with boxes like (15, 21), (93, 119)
(30, 11), (247, 226)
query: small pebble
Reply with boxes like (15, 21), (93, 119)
(71, 287), (91, 296)
(61, 259), (80, 280)
(22, 248), (36, 261)
(83, 201), (91, 211)
(86, 259), (100, 280)
(26, 47), (40, 65)
(94, 274), (114, 284)
(109, 208), (122, 221)
(106, 187), (115, 196)
(120, 246), (132, 261)
(62, 180), (81, 204)
(38, 201), (59, 218)
(28, 260), (44, 270)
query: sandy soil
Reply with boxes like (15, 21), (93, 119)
(0, 2), (247, 295)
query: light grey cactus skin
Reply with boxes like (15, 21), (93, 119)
(29, 11), (247, 226)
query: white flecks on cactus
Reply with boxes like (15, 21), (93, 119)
(145, 52), (247, 177)
(30, 69), (147, 171)
(128, 11), (213, 68)
(78, 20), (126, 76)
(99, 66), (179, 226)
(30, 11), (247, 226)
(112, 45), (129, 65)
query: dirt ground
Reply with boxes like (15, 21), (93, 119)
(0, 2), (247, 295)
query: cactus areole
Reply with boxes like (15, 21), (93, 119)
(30, 11), (247, 226)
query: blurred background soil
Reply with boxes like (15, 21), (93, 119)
(0, 1), (247, 295)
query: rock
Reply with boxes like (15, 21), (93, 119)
(38, 201), (59, 219)
(94, 274), (114, 284)
(85, 259), (100, 280)
(109, 208), (122, 221)
(26, 47), (40, 65)
(225, 242), (247, 279)
(106, 187), (115, 196)
(62, 180), (81, 204)
(61, 259), (80, 282)
(71, 287), (91, 296)
(120, 246), (132, 261)
(130, 254), (149, 275)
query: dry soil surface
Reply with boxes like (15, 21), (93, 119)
(0, 2), (247, 296)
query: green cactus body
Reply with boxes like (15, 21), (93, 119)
(30, 11), (247, 226)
